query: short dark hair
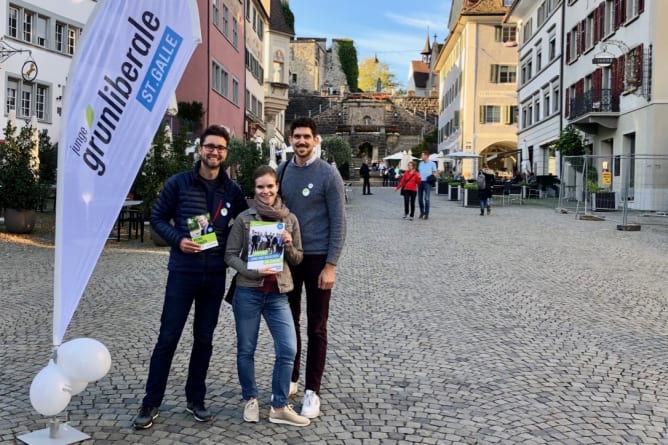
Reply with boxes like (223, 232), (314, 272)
(421, 150), (429, 156)
(290, 117), (318, 137)
(199, 125), (230, 145)
(253, 165), (277, 183)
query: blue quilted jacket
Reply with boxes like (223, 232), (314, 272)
(150, 162), (248, 272)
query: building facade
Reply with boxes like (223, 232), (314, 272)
(506, 0), (563, 177)
(0, 0), (97, 143)
(434, 0), (517, 179)
(262, 0), (293, 152)
(177, 0), (246, 138)
(563, 0), (667, 211)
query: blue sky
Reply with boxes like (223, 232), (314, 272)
(289, 1), (452, 88)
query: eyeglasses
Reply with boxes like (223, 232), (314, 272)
(201, 143), (228, 152)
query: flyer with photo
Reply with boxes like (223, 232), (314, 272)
(247, 220), (284, 271)
(187, 213), (218, 250)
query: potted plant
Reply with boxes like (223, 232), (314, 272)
(447, 180), (461, 201)
(588, 180), (616, 211)
(462, 182), (479, 207)
(0, 121), (41, 233)
(436, 174), (449, 195)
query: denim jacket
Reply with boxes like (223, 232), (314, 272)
(224, 207), (303, 293)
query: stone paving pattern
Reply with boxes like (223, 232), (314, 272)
(1, 187), (668, 444)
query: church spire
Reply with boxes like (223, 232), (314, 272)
(421, 28), (431, 63)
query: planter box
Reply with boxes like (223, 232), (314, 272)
(448, 185), (460, 201)
(462, 188), (479, 207)
(437, 182), (448, 195)
(592, 192), (616, 211)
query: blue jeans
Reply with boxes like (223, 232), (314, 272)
(418, 181), (432, 215)
(233, 287), (297, 408)
(143, 270), (226, 408)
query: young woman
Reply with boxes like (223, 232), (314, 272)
(225, 166), (309, 427)
(394, 161), (422, 220)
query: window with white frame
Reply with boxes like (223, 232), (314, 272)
(479, 105), (501, 124)
(212, 61), (229, 97)
(537, 2), (547, 28)
(6, 78), (18, 114)
(527, 103), (533, 126)
(8, 6), (18, 38)
(22, 10), (33, 42)
(490, 65), (516, 83)
(233, 18), (238, 48)
(626, 0), (641, 20)
(552, 86), (559, 112)
(232, 78), (239, 105)
(212, 0), (219, 27)
(536, 48), (543, 71)
(503, 105), (518, 125)
(604, 0), (615, 35)
(7, 76), (50, 120)
(523, 18), (533, 42)
(36, 15), (48, 47)
(548, 33), (556, 60)
(544, 91), (550, 118)
(534, 96), (541, 123)
(585, 13), (594, 50)
(494, 25), (517, 42)
(222, 4), (228, 36)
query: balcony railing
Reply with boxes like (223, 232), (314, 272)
(568, 88), (619, 120)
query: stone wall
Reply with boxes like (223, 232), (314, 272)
(289, 38), (327, 94)
(323, 40), (350, 94)
(393, 96), (439, 118)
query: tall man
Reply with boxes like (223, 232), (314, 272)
(134, 125), (248, 429)
(278, 117), (347, 419)
(417, 151), (438, 220)
(360, 159), (372, 195)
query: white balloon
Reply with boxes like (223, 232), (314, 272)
(30, 361), (72, 416)
(65, 378), (88, 396)
(57, 338), (111, 382)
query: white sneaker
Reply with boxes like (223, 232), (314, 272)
(269, 405), (310, 426)
(289, 381), (298, 397)
(243, 398), (259, 423)
(300, 389), (320, 419)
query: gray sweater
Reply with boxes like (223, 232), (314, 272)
(278, 158), (346, 265)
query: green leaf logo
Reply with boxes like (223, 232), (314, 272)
(85, 106), (95, 128)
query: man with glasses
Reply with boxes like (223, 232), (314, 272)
(134, 125), (248, 429)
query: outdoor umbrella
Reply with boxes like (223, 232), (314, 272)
(443, 151), (481, 159)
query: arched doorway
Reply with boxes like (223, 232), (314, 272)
(479, 142), (519, 180)
(357, 141), (373, 161)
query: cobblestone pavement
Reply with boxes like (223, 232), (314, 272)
(2, 187), (668, 444)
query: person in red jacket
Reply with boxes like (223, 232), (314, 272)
(394, 161), (422, 220)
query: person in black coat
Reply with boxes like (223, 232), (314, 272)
(360, 159), (372, 195)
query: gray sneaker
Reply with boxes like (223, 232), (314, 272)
(133, 405), (159, 429)
(269, 405), (310, 426)
(243, 398), (259, 423)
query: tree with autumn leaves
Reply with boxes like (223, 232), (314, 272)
(358, 57), (399, 93)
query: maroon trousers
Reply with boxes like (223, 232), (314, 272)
(287, 254), (331, 393)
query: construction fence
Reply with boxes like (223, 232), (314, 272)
(557, 154), (668, 230)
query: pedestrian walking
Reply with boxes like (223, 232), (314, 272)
(477, 168), (495, 216)
(277, 116), (347, 419)
(417, 151), (438, 219)
(225, 165), (310, 427)
(395, 161), (421, 220)
(133, 125), (248, 430)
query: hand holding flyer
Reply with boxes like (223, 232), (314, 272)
(247, 220), (284, 272)
(188, 213), (218, 250)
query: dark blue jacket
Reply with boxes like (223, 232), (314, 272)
(150, 162), (248, 272)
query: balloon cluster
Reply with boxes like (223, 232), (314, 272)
(30, 338), (111, 417)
